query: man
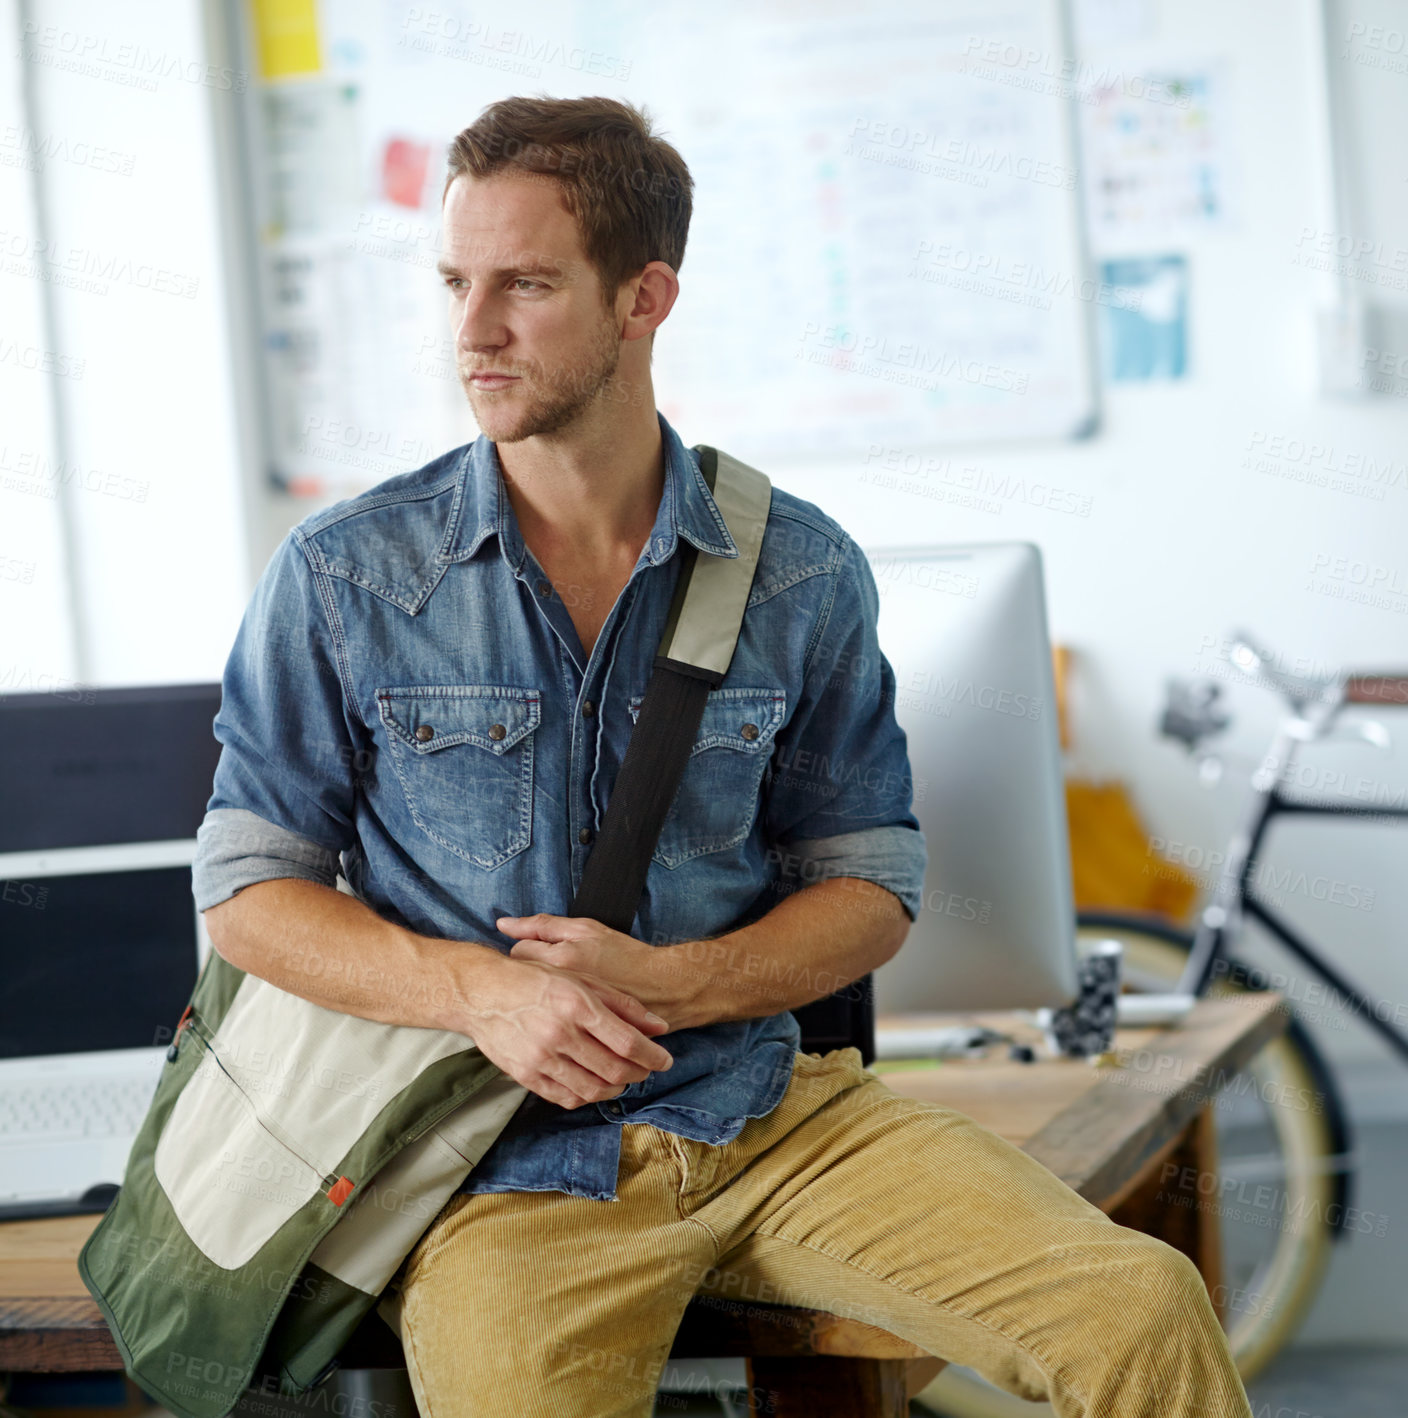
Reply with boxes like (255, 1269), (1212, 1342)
(194, 96), (1253, 1417)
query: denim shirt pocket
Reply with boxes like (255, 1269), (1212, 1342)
(627, 687), (786, 869)
(377, 684), (540, 869)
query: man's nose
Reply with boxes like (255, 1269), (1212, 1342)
(455, 289), (506, 351)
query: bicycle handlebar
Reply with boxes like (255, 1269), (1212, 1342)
(1344, 675), (1408, 706)
(1162, 639), (1408, 753)
(1226, 628), (1343, 706)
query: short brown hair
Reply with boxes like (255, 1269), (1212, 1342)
(444, 95), (694, 310)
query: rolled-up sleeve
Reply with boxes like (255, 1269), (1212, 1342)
(763, 534), (927, 920)
(191, 529), (360, 913)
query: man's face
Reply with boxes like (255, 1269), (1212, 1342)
(439, 170), (625, 443)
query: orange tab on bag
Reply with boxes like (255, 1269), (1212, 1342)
(327, 1176), (355, 1207)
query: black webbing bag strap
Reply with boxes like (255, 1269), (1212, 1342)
(567, 445), (771, 933)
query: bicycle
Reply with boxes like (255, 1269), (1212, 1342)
(921, 630), (1408, 1417)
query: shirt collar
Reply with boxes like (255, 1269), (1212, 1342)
(435, 410), (739, 569)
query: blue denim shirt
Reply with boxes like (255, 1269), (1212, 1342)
(191, 410), (926, 1201)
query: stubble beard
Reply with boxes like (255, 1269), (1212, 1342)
(461, 306), (624, 444)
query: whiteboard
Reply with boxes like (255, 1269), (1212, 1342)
(236, 0), (1098, 496)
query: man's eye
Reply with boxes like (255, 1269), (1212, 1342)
(443, 276), (542, 291)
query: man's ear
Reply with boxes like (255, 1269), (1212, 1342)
(620, 260), (679, 344)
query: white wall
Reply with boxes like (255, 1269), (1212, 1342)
(0, 0), (251, 688)
(0, 0), (76, 691)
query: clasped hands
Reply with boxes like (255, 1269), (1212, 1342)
(461, 913), (698, 1112)
(498, 912), (679, 1018)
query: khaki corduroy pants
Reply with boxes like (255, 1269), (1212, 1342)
(391, 1046), (1253, 1417)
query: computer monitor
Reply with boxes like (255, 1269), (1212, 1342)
(861, 543), (1079, 1012)
(0, 681), (224, 852)
(0, 840), (208, 1063)
(0, 685), (223, 1215)
(0, 681), (223, 1055)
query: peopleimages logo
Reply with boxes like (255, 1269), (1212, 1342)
(1244, 429), (1408, 498)
(958, 37), (1193, 107)
(900, 667), (1043, 721)
(845, 118), (1078, 189)
(398, 9), (633, 80)
(912, 240), (1140, 311)
(18, 21), (248, 92)
(796, 322), (1029, 396)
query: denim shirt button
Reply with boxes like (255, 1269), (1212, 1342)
(537, 579), (552, 597)
(578, 827), (593, 845)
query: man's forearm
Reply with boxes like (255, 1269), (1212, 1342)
(658, 876), (911, 1031)
(203, 877), (503, 1034)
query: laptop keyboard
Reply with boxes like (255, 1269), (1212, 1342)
(0, 1077), (156, 1143)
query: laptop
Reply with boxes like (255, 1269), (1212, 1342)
(0, 840), (209, 1218)
(0, 682), (222, 1219)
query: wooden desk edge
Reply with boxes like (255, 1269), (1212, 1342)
(1026, 993), (1292, 1204)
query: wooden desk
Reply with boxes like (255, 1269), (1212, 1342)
(0, 995), (1289, 1417)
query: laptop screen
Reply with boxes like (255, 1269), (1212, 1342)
(1, 865), (199, 1060)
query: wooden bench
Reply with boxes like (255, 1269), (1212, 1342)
(0, 995), (1288, 1417)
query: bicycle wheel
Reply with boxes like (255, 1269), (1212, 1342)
(916, 912), (1348, 1418)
